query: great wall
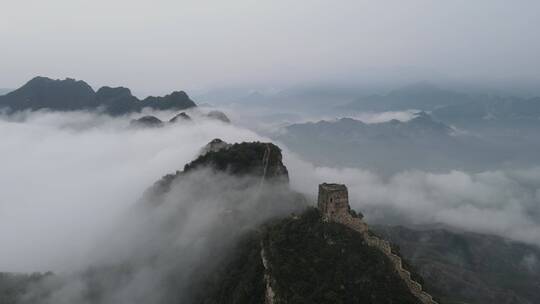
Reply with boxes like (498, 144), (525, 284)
(317, 183), (438, 304)
(254, 144), (437, 303)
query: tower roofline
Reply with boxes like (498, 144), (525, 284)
(319, 183), (347, 192)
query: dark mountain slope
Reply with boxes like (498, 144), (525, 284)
(262, 208), (423, 304)
(0, 77), (97, 111)
(0, 272), (51, 304)
(374, 225), (540, 304)
(198, 208), (425, 304)
(0, 76), (196, 114)
(147, 141), (289, 198)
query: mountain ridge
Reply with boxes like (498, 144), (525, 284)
(0, 76), (197, 115)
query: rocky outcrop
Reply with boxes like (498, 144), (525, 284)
(184, 142), (289, 182)
(145, 141), (290, 200)
(199, 138), (231, 156)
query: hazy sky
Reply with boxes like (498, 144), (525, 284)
(1, 0), (540, 94)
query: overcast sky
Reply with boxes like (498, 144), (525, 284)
(1, 0), (539, 94)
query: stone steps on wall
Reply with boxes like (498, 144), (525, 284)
(334, 214), (438, 304)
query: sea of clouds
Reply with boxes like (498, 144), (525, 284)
(1, 109), (539, 278)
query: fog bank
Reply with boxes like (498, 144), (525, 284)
(2, 109), (540, 275)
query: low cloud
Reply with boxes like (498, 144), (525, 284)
(2, 109), (540, 282)
(286, 153), (540, 248)
(22, 169), (302, 304)
(349, 110), (417, 124)
(0, 110), (262, 272)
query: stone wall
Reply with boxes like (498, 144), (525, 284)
(318, 183), (438, 304)
(260, 245), (276, 304)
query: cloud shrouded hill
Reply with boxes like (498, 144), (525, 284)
(8, 140), (433, 304)
(1, 111), (540, 304)
(0, 76), (196, 115)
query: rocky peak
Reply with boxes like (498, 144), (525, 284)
(141, 91), (196, 110)
(206, 110), (231, 123)
(199, 138), (231, 155)
(184, 141), (288, 181)
(169, 112), (192, 123)
(0, 76), (97, 111)
(95, 86), (134, 100)
(147, 141), (289, 198)
(130, 115), (163, 127)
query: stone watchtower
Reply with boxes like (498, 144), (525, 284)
(318, 183), (350, 222)
(316, 182), (438, 304)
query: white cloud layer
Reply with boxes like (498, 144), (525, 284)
(1, 110), (540, 275)
(0, 110), (261, 272)
(286, 155), (540, 247)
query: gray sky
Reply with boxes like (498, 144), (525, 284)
(1, 0), (540, 94)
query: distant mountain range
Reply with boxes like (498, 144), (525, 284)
(0, 77), (196, 115)
(341, 83), (471, 112)
(277, 112), (504, 173)
(340, 82), (540, 129)
(285, 111), (453, 139)
(432, 96), (540, 128)
(198, 82), (540, 131)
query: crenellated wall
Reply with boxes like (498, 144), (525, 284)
(318, 183), (438, 304)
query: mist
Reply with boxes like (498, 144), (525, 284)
(1, 107), (540, 302)
(287, 157), (540, 248)
(0, 110), (262, 272)
(2, 1), (540, 94)
(20, 169), (303, 304)
(2, 109), (540, 276)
